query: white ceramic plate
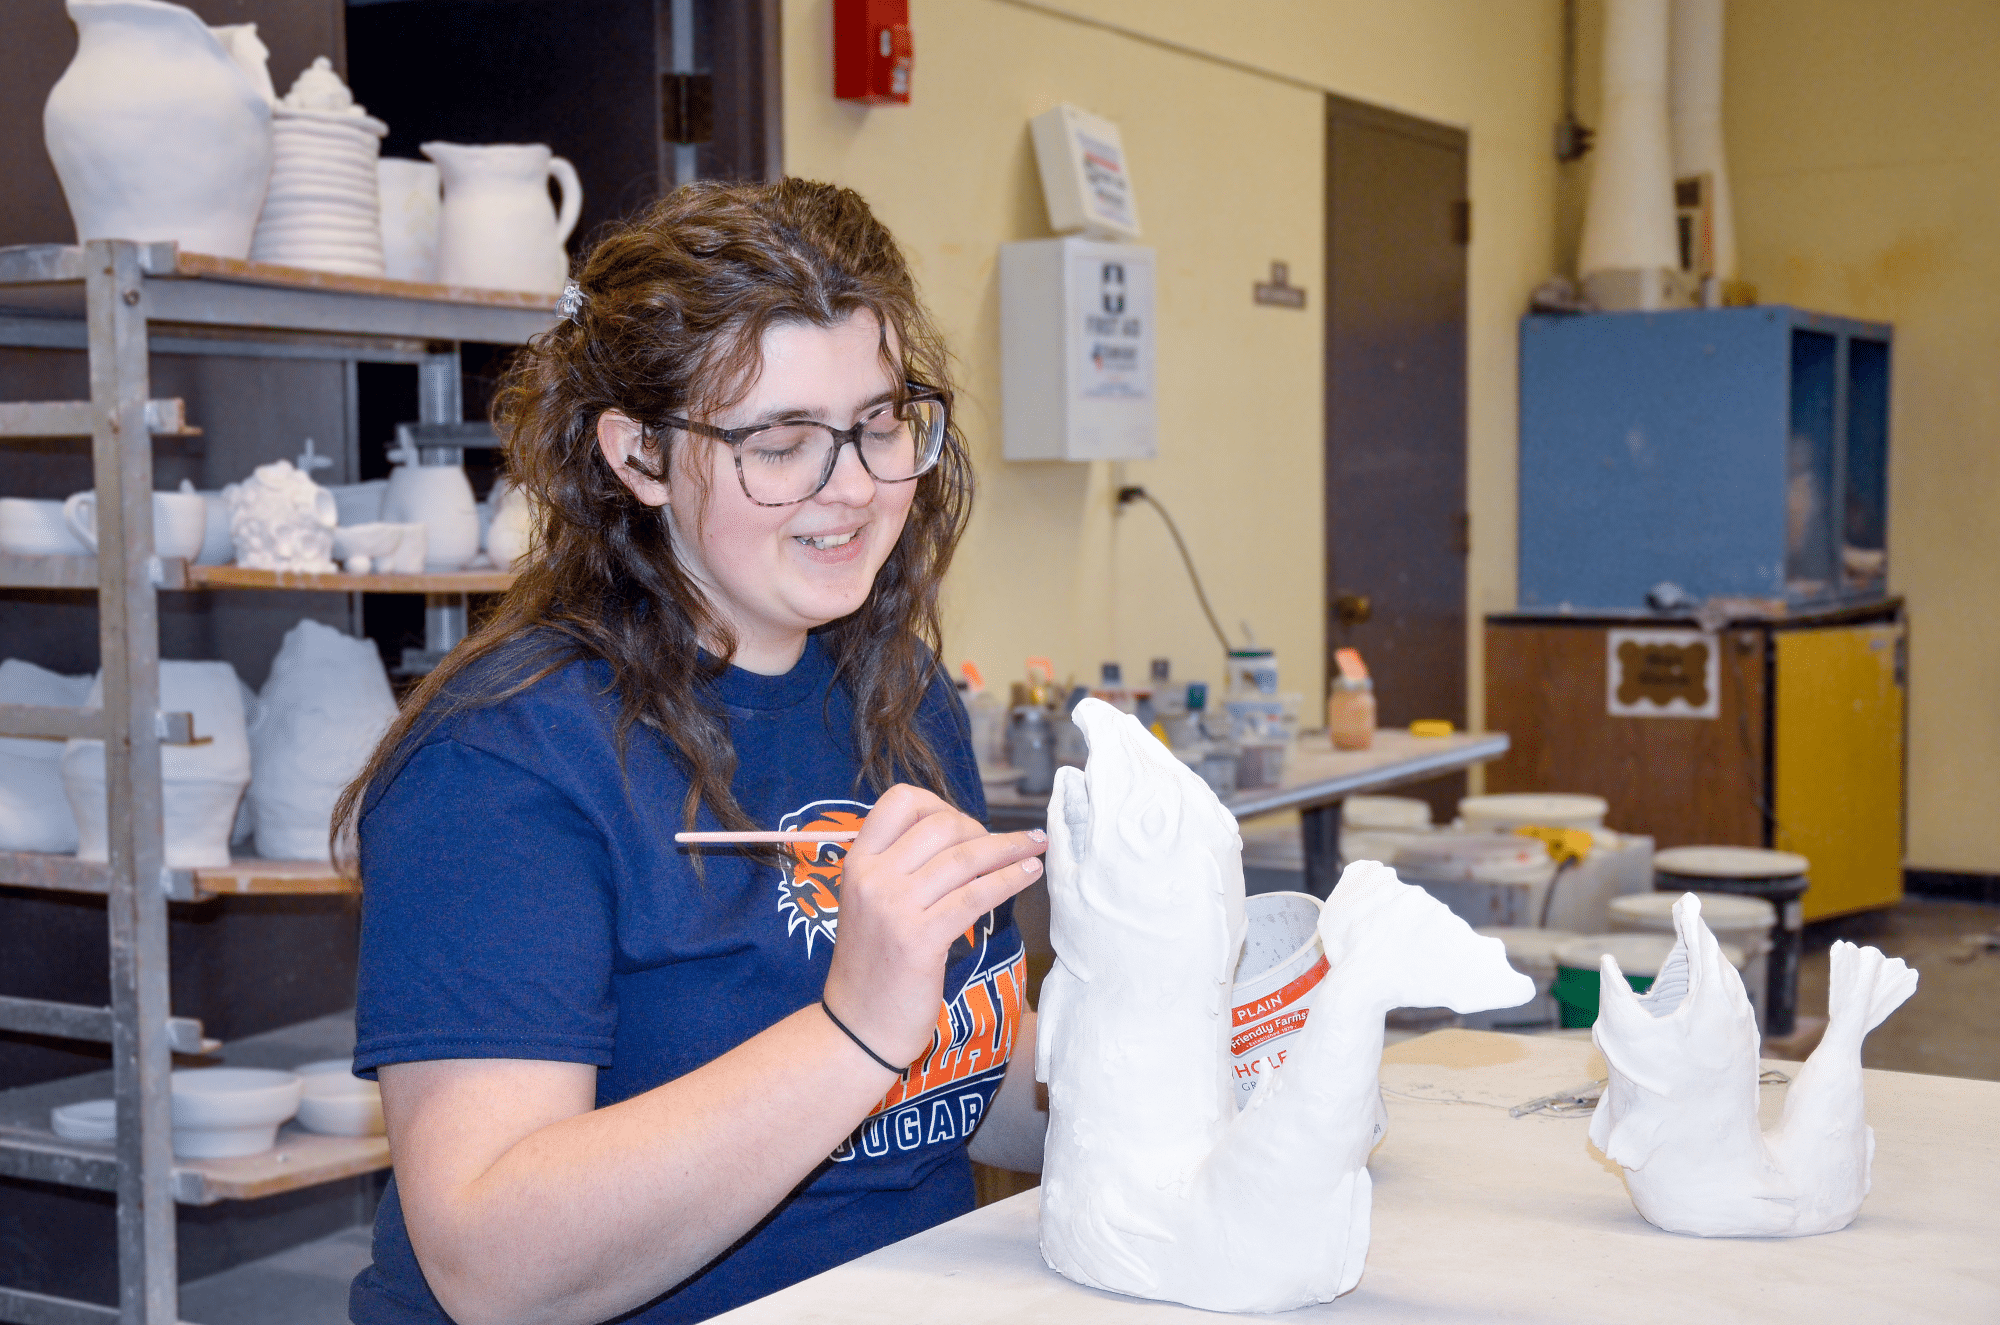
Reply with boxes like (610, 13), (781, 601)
(51, 1098), (117, 1142)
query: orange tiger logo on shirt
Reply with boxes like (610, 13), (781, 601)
(772, 798), (1026, 1162)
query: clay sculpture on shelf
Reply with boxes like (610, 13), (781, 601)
(381, 441), (479, 571)
(1036, 698), (1534, 1312)
(44, 0), (275, 259)
(248, 619), (396, 861)
(63, 660), (251, 869)
(250, 57), (390, 277)
(1589, 892), (1918, 1237)
(224, 459), (338, 572)
(0, 659), (93, 852)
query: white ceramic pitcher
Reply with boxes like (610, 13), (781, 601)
(423, 142), (580, 294)
(44, 0), (276, 259)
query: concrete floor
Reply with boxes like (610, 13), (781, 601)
(179, 1224), (369, 1325)
(1795, 896), (2000, 1080)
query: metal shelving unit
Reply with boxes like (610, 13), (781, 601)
(0, 240), (551, 1325)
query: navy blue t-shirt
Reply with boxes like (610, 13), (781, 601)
(348, 634), (1024, 1323)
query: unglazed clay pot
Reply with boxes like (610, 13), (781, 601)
(250, 59), (388, 277)
(0, 659), (93, 852)
(424, 141), (580, 293)
(381, 460), (478, 570)
(377, 158), (441, 283)
(44, 0), (275, 259)
(248, 619), (396, 862)
(63, 660), (251, 869)
(483, 478), (537, 571)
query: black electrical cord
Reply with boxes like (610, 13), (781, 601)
(1116, 486), (1234, 655)
(1539, 856), (1577, 929)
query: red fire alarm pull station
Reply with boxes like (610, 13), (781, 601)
(834, 0), (912, 104)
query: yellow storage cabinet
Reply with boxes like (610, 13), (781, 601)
(1774, 623), (1906, 920)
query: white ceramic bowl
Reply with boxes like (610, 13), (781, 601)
(51, 1097), (118, 1142)
(296, 1071), (384, 1137)
(169, 1067), (301, 1158)
(333, 522), (403, 567)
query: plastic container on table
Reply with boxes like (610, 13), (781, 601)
(1458, 793), (1609, 833)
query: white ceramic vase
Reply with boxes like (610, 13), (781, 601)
(63, 660), (251, 869)
(44, 0), (275, 260)
(248, 619), (396, 862)
(0, 660), (93, 852)
(424, 141), (581, 294)
(381, 462), (479, 570)
(377, 158), (441, 284)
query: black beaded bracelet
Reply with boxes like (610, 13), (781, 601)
(821, 999), (903, 1075)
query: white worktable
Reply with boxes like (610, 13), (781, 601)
(987, 730), (1510, 896)
(712, 1030), (2000, 1323)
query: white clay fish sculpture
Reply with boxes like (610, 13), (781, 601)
(1035, 699), (1534, 1312)
(1589, 892), (1918, 1237)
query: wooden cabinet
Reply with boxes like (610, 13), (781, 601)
(1484, 601), (1904, 921)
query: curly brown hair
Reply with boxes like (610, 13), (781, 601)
(333, 178), (974, 863)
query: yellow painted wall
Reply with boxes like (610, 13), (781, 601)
(782, 0), (1561, 733)
(1729, 0), (2000, 873)
(1560, 0), (2000, 872)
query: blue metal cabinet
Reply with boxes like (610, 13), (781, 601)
(1518, 307), (1891, 610)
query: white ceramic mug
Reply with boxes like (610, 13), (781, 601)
(62, 490), (208, 560)
(0, 498), (92, 556)
(194, 490), (234, 565)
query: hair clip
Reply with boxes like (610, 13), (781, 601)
(557, 280), (586, 323)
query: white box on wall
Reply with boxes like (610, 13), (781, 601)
(1029, 104), (1143, 241)
(1000, 237), (1157, 462)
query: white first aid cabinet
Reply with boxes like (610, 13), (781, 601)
(1000, 237), (1157, 462)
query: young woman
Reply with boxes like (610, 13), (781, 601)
(338, 179), (1048, 1325)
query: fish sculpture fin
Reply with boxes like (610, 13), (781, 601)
(1318, 861), (1535, 1015)
(1826, 939), (1918, 1038)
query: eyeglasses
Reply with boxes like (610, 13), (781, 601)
(660, 387), (949, 507)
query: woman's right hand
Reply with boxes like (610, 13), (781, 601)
(820, 784), (1046, 1069)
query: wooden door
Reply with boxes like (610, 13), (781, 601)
(1324, 96), (1469, 815)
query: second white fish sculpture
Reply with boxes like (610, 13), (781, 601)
(1590, 892), (1918, 1236)
(1036, 699), (1533, 1312)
